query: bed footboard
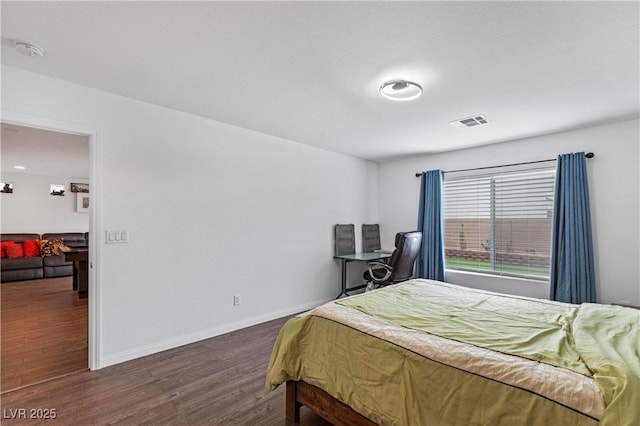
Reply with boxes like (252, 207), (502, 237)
(285, 380), (377, 426)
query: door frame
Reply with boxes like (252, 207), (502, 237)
(2, 110), (102, 370)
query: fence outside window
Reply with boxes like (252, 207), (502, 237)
(443, 166), (556, 280)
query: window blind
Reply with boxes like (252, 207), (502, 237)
(443, 166), (556, 280)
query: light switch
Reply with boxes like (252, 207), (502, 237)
(106, 230), (129, 244)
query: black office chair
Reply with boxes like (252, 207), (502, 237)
(364, 231), (422, 287)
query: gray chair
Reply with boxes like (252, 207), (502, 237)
(364, 231), (422, 286)
(334, 224), (356, 256)
(362, 224), (381, 253)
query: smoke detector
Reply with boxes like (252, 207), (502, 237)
(449, 114), (489, 128)
(14, 40), (45, 57)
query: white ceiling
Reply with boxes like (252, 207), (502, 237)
(1, 123), (90, 179)
(1, 1), (638, 163)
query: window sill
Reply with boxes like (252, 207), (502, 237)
(446, 268), (548, 283)
(445, 269), (550, 299)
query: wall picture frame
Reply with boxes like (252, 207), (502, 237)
(76, 192), (90, 213)
(50, 184), (65, 196)
(70, 182), (89, 193)
(1, 182), (13, 193)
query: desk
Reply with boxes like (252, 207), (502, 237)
(63, 248), (89, 299)
(334, 252), (391, 298)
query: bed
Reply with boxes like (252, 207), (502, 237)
(265, 279), (639, 425)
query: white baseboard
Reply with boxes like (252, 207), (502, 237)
(98, 297), (332, 369)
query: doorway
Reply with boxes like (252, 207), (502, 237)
(1, 122), (92, 391)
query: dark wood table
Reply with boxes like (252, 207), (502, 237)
(63, 248), (88, 298)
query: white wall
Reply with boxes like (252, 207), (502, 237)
(1, 172), (90, 234)
(2, 66), (379, 367)
(378, 119), (640, 306)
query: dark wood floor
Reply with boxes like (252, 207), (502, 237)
(1, 293), (329, 425)
(1, 277), (88, 393)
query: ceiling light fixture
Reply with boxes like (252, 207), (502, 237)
(14, 40), (45, 57)
(13, 165), (26, 170)
(379, 80), (422, 101)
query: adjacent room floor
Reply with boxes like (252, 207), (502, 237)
(1, 305), (328, 424)
(1, 277), (88, 393)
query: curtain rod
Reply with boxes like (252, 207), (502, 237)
(415, 152), (594, 177)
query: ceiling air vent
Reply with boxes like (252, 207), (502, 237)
(449, 115), (489, 128)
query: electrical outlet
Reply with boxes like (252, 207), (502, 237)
(233, 294), (241, 306)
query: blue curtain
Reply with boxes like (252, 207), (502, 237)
(416, 170), (445, 281)
(549, 152), (596, 303)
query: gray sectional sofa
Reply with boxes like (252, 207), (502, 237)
(1, 233), (88, 282)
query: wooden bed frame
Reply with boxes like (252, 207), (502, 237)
(286, 380), (376, 426)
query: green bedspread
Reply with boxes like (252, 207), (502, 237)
(338, 280), (591, 375)
(266, 279), (640, 425)
(573, 303), (640, 426)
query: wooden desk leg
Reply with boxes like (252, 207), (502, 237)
(77, 260), (88, 299)
(286, 381), (301, 423)
(72, 263), (79, 291)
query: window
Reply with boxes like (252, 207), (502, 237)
(443, 166), (555, 280)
